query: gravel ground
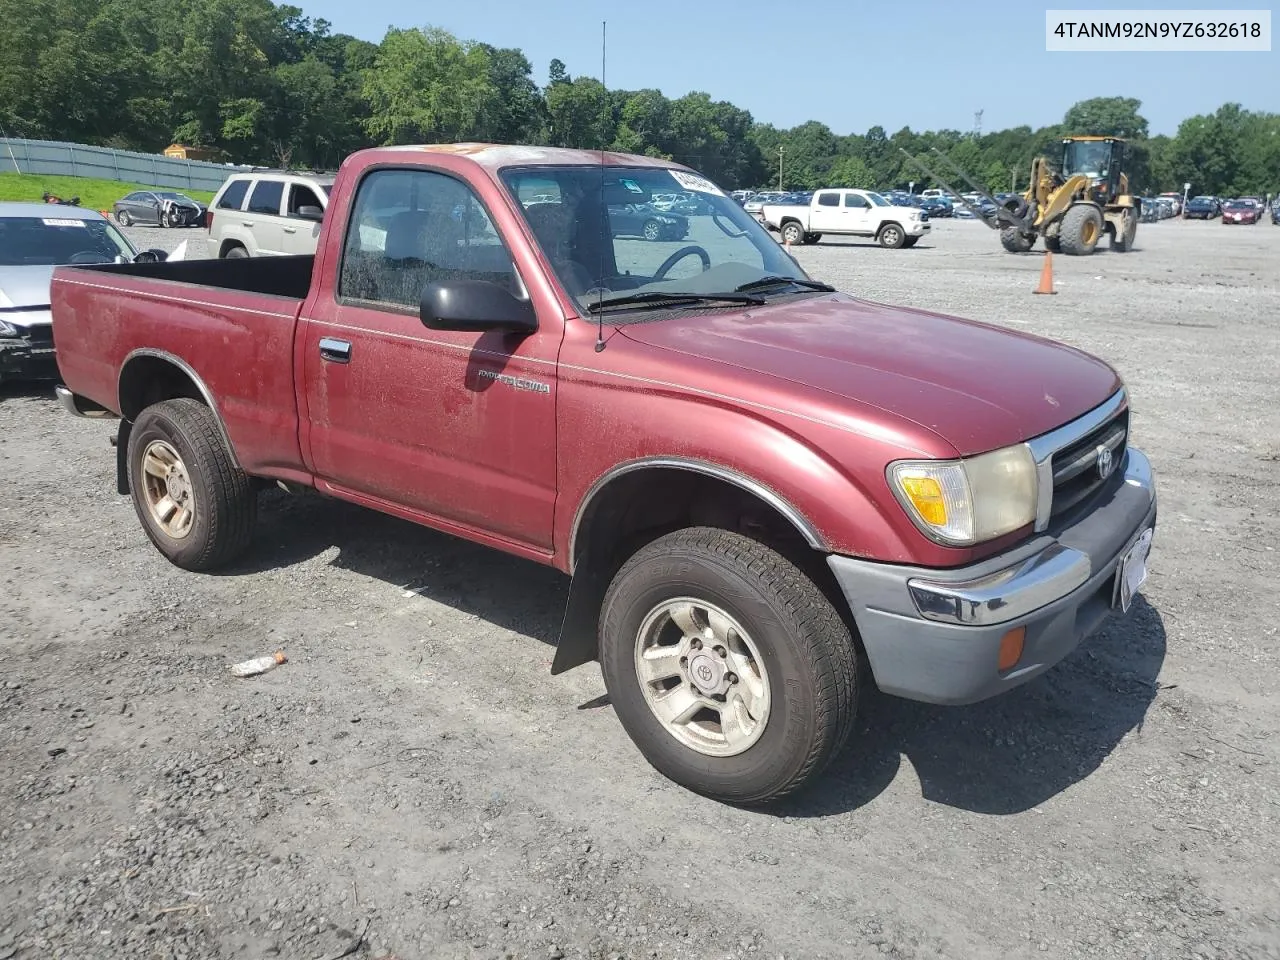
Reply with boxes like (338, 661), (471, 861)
(2, 217), (1279, 960)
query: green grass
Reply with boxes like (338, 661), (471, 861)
(0, 172), (215, 211)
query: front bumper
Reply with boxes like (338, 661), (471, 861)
(0, 336), (58, 382)
(828, 447), (1157, 705)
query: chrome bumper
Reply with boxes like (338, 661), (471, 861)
(55, 384), (117, 419)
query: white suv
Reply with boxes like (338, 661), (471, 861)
(207, 172), (335, 258)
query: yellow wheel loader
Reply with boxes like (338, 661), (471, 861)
(900, 137), (1140, 256)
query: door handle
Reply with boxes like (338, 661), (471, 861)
(242, 221), (254, 227)
(319, 337), (351, 363)
(283, 226), (297, 234)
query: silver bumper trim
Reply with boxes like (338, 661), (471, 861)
(908, 543), (1090, 626)
(908, 447), (1154, 626)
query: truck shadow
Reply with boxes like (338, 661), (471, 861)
(219, 489), (570, 644)
(226, 491), (1165, 816)
(781, 595), (1167, 817)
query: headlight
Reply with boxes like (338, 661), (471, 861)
(0, 319), (18, 338)
(888, 443), (1038, 545)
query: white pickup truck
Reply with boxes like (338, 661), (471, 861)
(759, 189), (930, 249)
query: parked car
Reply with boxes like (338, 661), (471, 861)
(607, 202), (689, 241)
(206, 171), (334, 258)
(1138, 198), (1160, 223)
(1157, 192), (1184, 216)
(761, 188), (930, 248)
(1183, 196), (1219, 219)
(1221, 199), (1261, 224)
(1272, 200), (1280, 225)
(113, 190), (205, 228)
(921, 197), (954, 218)
(50, 143), (1157, 806)
(0, 202), (159, 384)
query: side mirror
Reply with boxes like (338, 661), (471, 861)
(297, 205), (324, 221)
(420, 279), (536, 334)
(133, 249), (168, 263)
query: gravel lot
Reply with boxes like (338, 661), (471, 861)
(2, 217), (1279, 960)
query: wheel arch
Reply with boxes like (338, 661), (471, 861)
(553, 457), (850, 677)
(568, 457), (826, 575)
(117, 349), (240, 470)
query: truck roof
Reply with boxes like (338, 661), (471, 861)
(364, 143), (689, 172)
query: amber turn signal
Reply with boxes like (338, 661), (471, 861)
(998, 627), (1026, 672)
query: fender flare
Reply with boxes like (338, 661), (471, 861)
(117, 348), (240, 470)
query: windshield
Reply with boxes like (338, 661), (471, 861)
(1063, 140), (1112, 180)
(499, 165), (812, 312)
(0, 216), (136, 266)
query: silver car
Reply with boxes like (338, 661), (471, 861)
(0, 203), (142, 384)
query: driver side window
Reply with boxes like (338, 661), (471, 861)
(338, 168), (518, 309)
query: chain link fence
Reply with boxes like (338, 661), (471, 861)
(1, 137), (251, 192)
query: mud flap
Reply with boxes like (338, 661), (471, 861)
(551, 549), (609, 675)
(116, 419), (132, 495)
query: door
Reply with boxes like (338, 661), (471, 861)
(283, 183), (325, 255)
(809, 191), (843, 232)
(840, 191), (876, 234)
(300, 166), (561, 550)
(242, 179), (286, 255)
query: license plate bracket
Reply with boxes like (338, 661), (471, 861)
(1113, 527), (1153, 613)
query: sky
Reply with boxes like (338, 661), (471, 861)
(300, 0), (1278, 137)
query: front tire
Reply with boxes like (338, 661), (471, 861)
(127, 398), (257, 571)
(1000, 227), (1036, 253)
(642, 219), (662, 241)
(222, 244), (249, 259)
(877, 223), (906, 248)
(1058, 204), (1103, 255)
(599, 527), (859, 805)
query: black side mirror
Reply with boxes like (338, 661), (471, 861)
(133, 249), (168, 263)
(420, 279), (536, 334)
(296, 205), (324, 221)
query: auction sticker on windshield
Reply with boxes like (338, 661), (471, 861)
(42, 218), (87, 227)
(670, 171), (725, 196)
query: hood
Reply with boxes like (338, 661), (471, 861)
(618, 294), (1121, 457)
(0, 265), (55, 310)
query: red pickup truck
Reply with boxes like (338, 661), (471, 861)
(50, 144), (1157, 805)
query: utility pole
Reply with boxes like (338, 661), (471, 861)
(778, 145), (784, 191)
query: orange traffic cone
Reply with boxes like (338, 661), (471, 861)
(1033, 251), (1057, 295)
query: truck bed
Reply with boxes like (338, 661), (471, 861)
(84, 254), (316, 301)
(51, 255), (310, 480)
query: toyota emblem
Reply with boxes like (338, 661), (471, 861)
(1096, 444), (1114, 480)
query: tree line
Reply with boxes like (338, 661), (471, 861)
(2, 0), (1278, 197)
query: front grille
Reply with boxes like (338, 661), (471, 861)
(23, 323), (54, 345)
(1049, 406), (1129, 518)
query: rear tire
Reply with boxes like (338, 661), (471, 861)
(642, 219), (662, 241)
(877, 222), (906, 248)
(1058, 204), (1103, 255)
(1110, 210), (1138, 252)
(1000, 228), (1035, 253)
(599, 527), (859, 806)
(127, 398), (257, 571)
(115, 209), (132, 227)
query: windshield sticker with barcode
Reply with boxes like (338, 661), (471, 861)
(669, 171), (725, 196)
(42, 218), (87, 227)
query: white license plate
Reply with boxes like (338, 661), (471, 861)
(1115, 527), (1153, 613)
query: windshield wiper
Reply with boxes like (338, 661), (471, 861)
(734, 276), (836, 293)
(585, 291), (765, 313)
